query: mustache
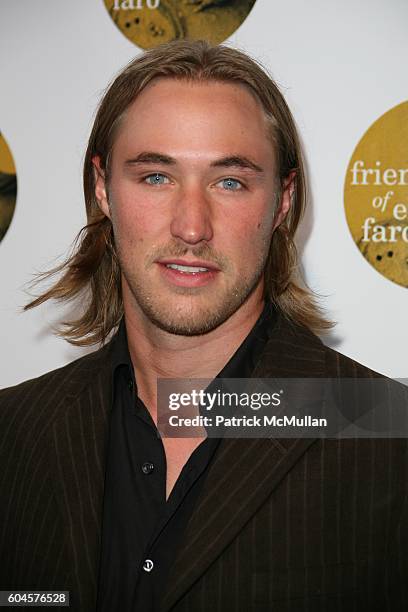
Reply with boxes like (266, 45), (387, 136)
(145, 240), (230, 270)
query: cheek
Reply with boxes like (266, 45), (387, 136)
(247, 204), (275, 243)
(108, 182), (146, 229)
(110, 197), (155, 241)
(224, 219), (273, 271)
(220, 202), (273, 245)
(227, 198), (273, 230)
(248, 214), (275, 263)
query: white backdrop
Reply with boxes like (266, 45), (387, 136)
(1, 0), (407, 388)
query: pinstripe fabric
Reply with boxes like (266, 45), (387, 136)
(1, 314), (407, 611)
(0, 344), (113, 610)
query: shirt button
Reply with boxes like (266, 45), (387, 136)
(141, 461), (154, 475)
(143, 559), (154, 572)
(128, 379), (134, 391)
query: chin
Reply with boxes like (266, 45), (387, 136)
(141, 300), (232, 336)
(147, 313), (227, 336)
(136, 286), (258, 337)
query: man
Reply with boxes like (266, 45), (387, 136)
(0, 40), (407, 611)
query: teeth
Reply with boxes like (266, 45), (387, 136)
(166, 264), (209, 273)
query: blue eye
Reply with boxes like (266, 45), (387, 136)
(220, 178), (242, 191)
(145, 173), (169, 185)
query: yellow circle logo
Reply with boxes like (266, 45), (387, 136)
(0, 132), (17, 244)
(103, 0), (257, 49)
(344, 101), (408, 288)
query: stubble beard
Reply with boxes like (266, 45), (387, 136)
(119, 239), (270, 337)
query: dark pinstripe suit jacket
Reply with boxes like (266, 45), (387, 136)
(1, 313), (407, 611)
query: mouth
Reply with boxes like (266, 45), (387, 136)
(156, 259), (220, 287)
(165, 263), (209, 274)
(158, 259), (220, 273)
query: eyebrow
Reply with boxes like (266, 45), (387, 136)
(124, 152), (264, 173)
(210, 156), (264, 174)
(124, 152), (176, 166)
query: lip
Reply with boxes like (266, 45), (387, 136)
(156, 259), (220, 288)
(156, 258), (220, 271)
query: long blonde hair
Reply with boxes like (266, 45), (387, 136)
(25, 39), (332, 345)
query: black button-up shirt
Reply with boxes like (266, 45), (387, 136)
(97, 303), (275, 612)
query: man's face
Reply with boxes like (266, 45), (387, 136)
(94, 78), (291, 335)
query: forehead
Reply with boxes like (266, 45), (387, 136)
(113, 78), (275, 163)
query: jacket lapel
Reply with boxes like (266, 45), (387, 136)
(162, 315), (326, 611)
(48, 344), (114, 610)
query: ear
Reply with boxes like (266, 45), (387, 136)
(272, 171), (296, 231)
(92, 155), (111, 220)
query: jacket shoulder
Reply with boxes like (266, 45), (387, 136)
(281, 313), (386, 378)
(0, 340), (113, 407)
(264, 312), (387, 380)
(322, 342), (385, 379)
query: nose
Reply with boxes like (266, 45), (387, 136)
(170, 183), (214, 246)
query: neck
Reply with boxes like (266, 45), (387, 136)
(124, 292), (264, 421)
